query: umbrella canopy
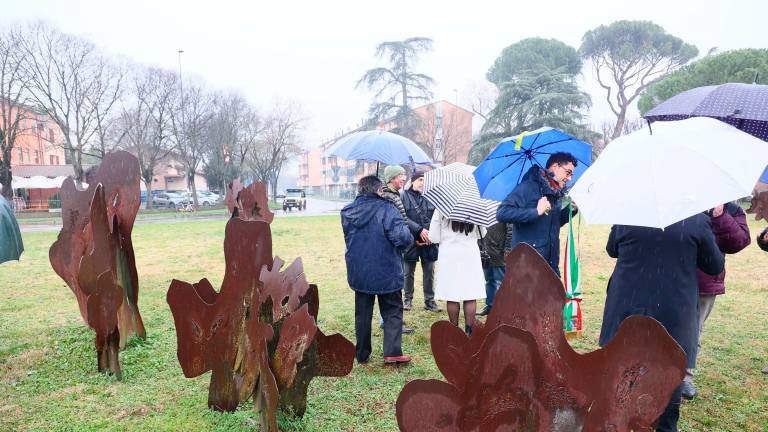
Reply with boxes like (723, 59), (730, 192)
(0, 195), (24, 263)
(325, 130), (433, 165)
(473, 127), (592, 201)
(422, 162), (499, 227)
(569, 117), (768, 229)
(644, 82), (768, 182)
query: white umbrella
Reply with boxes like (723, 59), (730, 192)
(570, 117), (768, 229)
(422, 162), (500, 227)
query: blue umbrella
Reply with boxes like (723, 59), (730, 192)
(473, 127), (592, 201)
(644, 82), (768, 182)
(325, 130), (432, 166)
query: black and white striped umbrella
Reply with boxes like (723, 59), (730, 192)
(422, 162), (500, 227)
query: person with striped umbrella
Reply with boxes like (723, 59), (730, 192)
(423, 163), (500, 334)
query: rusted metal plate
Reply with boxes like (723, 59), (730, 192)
(225, 180), (274, 222)
(397, 243), (687, 432)
(49, 151), (145, 379)
(168, 182), (354, 430)
(747, 190), (768, 221)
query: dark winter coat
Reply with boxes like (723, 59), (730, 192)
(483, 222), (507, 268)
(341, 193), (414, 295)
(599, 214), (725, 369)
(697, 203), (751, 296)
(401, 187), (438, 262)
(496, 166), (575, 275)
(381, 185), (422, 238)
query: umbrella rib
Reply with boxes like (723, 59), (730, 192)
(533, 150), (591, 167)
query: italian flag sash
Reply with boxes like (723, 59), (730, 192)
(562, 203), (582, 333)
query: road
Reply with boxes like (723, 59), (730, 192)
(18, 197), (351, 233)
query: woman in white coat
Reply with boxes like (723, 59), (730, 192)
(428, 210), (486, 334)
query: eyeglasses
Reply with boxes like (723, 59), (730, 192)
(559, 165), (574, 178)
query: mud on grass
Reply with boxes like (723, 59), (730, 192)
(1, 215), (766, 431)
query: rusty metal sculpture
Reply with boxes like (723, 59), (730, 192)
(747, 190), (768, 222)
(49, 151), (146, 379)
(397, 243), (687, 432)
(168, 182), (354, 431)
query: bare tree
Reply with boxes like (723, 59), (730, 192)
(0, 25), (32, 199)
(170, 81), (213, 206)
(463, 80), (497, 123)
(248, 100), (304, 200)
(90, 57), (127, 160)
(22, 22), (124, 183)
(120, 66), (178, 208)
(203, 92), (261, 192)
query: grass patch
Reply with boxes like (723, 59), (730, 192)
(1, 216), (766, 431)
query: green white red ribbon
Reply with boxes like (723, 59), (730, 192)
(562, 203), (582, 332)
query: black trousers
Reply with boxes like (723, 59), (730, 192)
(354, 290), (403, 362)
(403, 259), (435, 305)
(656, 385), (682, 432)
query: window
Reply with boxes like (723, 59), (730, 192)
(50, 155), (55, 165)
(48, 129), (54, 142)
(18, 147), (23, 162)
(34, 150), (39, 164)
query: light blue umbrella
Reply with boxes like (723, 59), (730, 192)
(325, 130), (432, 166)
(473, 127), (592, 202)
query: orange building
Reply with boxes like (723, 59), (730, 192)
(3, 105), (65, 167)
(298, 100), (473, 196)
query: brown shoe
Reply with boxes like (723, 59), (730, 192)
(384, 355), (412, 365)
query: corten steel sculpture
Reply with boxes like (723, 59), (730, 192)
(747, 190), (768, 221)
(396, 244), (687, 432)
(49, 151), (146, 379)
(168, 182), (354, 431)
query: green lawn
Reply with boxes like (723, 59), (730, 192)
(1, 216), (766, 431)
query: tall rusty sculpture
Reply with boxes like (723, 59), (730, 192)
(167, 182), (354, 431)
(747, 190), (768, 221)
(397, 244), (687, 431)
(49, 151), (146, 379)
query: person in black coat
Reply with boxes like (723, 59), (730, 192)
(401, 170), (440, 312)
(598, 214), (724, 432)
(496, 152), (578, 276)
(341, 175), (414, 365)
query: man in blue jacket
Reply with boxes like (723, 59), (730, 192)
(342, 175), (414, 365)
(496, 152), (578, 276)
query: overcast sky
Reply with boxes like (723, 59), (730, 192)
(3, 0), (767, 152)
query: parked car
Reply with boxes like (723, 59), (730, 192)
(283, 188), (306, 212)
(154, 192), (191, 209)
(195, 191), (222, 206)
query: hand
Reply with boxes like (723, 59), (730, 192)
(420, 229), (431, 245)
(537, 197), (551, 216)
(711, 205), (724, 218)
(763, 230), (768, 242)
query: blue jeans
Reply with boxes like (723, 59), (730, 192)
(483, 266), (505, 307)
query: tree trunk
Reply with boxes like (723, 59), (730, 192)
(189, 171), (199, 207)
(144, 178), (153, 210)
(0, 150), (12, 200)
(611, 108), (627, 140)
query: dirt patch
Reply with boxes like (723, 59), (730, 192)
(0, 347), (51, 385)
(114, 403), (165, 420)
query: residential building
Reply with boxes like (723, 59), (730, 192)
(298, 100), (473, 196)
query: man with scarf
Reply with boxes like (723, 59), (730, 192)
(496, 152), (578, 276)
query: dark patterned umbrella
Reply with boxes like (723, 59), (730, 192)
(644, 82), (768, 181)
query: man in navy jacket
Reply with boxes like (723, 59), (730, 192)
(342, 175), (414, 365)
(496, 152), (578, 276)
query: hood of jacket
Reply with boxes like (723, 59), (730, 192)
(341, 193), (386, 228)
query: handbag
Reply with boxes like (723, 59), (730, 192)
(478, 229), (491, 267)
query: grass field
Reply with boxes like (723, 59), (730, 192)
(1, 215), (766, 431)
